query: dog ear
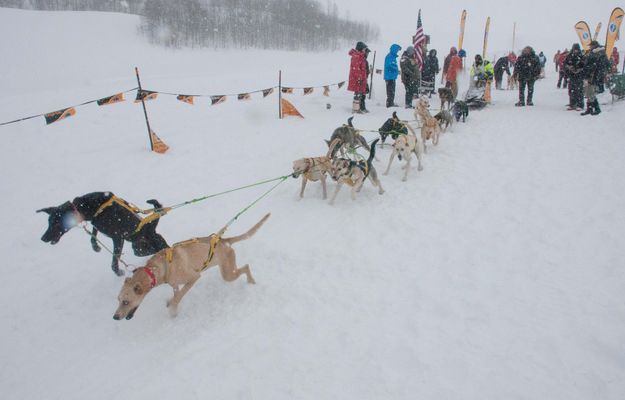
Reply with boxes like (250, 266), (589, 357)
(36, 207), (56, 215)
(347, 116), (354, 127)
(133, 283), (144, 295)
(392, 111), (398, 120)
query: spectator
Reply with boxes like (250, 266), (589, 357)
(564, 44), (584, 110)
(581, 40), (609, 116)
(422, 49), (440, 97)
(554, 50), (561, 72)
(384, 43), (402, 107)
(347, 41), (368, 114)
(400, 46), (420, 108)
(514, 46), (541, 106)
(538, 51), (547, 78)
(443, 47), (463, 98)
(494, 55), (512, 90)
(611, 47), (620, 73)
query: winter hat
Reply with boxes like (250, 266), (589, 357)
(356, 41), (368, 51)
(406, 46), (415, 55)
(475, 54), (483, 65)
(571, 43), (581, 52)
(589, 40), (600, 48)
(429, 49), (437, 56)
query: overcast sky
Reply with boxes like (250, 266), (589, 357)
(331, 0), (623, 58)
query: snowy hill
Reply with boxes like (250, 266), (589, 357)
(1, 7), (625, 400)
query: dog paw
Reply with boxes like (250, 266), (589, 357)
(92, 245), (101, 253)
(168, 305), (179, 318)
(402, 177), (407, 182)
(418, 166), (424, 171)
(379, 189), (385, 195)
(113, 268), (125, 277)
(248, 277), (256, 285)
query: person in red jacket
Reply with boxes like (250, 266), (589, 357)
(443, 47), (462, 98)
(348, 41), (369, 114)
(611, 47), (620, 73)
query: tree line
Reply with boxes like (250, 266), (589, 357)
(0, 0), (379, 51)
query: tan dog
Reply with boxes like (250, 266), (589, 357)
(383, 127), (424, 182)
(329, 139), (384, 205)
(415, 97), (441, 152)
(113, 214), (270, 320)
(292, 156), (331, 199)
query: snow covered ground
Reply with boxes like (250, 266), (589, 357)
(1, 7), (625, 400)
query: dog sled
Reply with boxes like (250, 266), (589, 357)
(464, 85), (487, 110)
(608, 73), (625, 102)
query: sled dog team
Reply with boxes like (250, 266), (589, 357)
(38, 95), (466, 320)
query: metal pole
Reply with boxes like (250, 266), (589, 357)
(368, 50), (376, 100)
(278, 70), (282, 119)
(512, 22), (516, 53)
(134, 67), (153, 151)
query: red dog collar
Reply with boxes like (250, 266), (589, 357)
(142, 267), (157, 288)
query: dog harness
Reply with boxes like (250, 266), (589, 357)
(164, 234), (222, 272)
(92, 195), (170, 235)
(342, 160), (370, 187)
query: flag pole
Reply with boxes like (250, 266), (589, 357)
(278, 70), (282, 119)
(134, 67), (153, 151)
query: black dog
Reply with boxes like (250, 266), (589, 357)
(452, 101), (469, 122)
(38, 192), (169, 276)
(378, 112), (408, 145)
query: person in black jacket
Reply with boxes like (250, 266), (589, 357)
(564, 43), (584, 111)
(581, 40), (610, 116)
(400, 46), (420, 108)
(493, 56), (511, 90)
(514, 46), (542, 106)
(421, 49), (440, 96)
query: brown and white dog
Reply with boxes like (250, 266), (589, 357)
(292, 156), (332, 199)
(113, 214), (270, 320)
(329, 139), (384, 205)
(415, 97), (441, 152)
(383, 127), (424, 182)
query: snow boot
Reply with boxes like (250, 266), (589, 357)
(591, 100), (601, 115)
(580, 104), (593, 116)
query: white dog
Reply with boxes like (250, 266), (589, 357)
(383, 127), (424, 182)
(292, 156), (332, 199)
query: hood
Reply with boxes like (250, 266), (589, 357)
(349, 48), (362, 57)
(429, 49), (437, 57)
(450, 47), (458, 55)
(406, 46), (415, 56)
(389, 44), (401, 56)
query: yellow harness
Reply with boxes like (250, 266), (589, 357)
(93, 195), (170, 235)
(164, 232), (223, 271)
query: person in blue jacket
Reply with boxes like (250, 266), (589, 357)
(384, 44), (402, 107)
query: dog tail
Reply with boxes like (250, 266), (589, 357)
(222, 213), (271, 245)
(368, 139), (379, 164)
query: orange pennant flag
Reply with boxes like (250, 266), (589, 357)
(45, 107), (76, 125)
(280, 98), (304, 119)
(97, 93), (125, 106)
(150, 130), (169, 154)
(176, 95), (194, 105)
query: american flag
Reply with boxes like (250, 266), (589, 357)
(412, 9), (426, 70)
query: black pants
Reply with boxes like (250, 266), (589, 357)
(557, 71), (568, 88)
(518, 79), (535, 103)
(385, 80), (396, 107)
(404, 81), (419, 107)
(568, 78), (584, 108)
